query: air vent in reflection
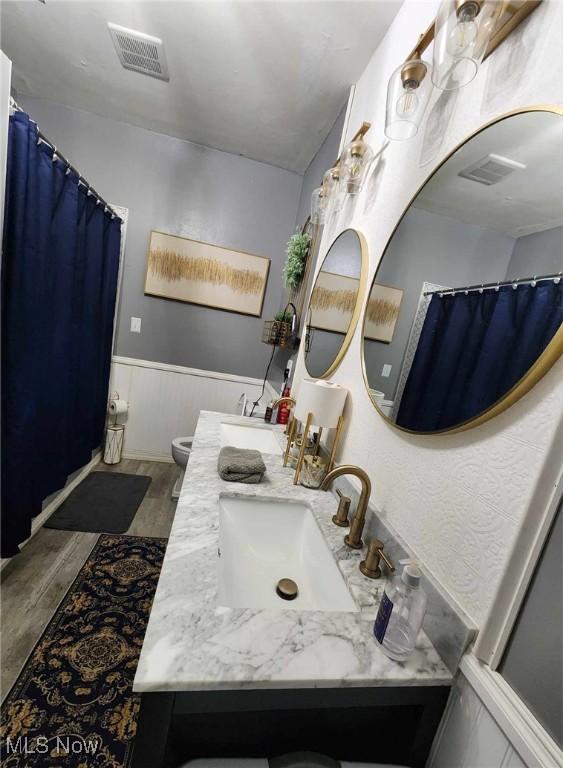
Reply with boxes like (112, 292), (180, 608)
(458, 153), (526, 186)
(108, 23), (169, 81)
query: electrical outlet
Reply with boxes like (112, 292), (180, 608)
(130, 317), (142, 333)
(382, 364), (392, 378)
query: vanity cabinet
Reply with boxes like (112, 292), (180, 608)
(132, 685), (449, 768)
(133, 413), (458, 768)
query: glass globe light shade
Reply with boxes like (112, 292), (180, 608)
(323, 166), (344, 213)
(432, 0), (502, 91)
(323, 166), (341, 196)
(340, 138), (374, 195)
(385, 58), (433, 141)
(310, 186), (327, 225)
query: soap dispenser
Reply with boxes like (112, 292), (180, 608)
(373, 559), (427, 661)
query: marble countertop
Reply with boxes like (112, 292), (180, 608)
(134, 411), (452, 693)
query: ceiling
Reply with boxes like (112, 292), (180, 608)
(1, 0), (401, 173)
(414, 110), (563, 239)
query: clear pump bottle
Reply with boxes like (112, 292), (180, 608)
(373, 559), (427, 661)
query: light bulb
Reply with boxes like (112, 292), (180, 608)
(343, 155), (363, 194)
(347, 156), (363, 181)
(396, 87), (419, 117)
(447, 18), (478, 55)
(447, 3), (479, 56)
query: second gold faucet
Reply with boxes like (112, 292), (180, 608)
(320, 465), (372, 549)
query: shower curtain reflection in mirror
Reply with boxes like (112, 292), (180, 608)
(396, 280), (563, 432)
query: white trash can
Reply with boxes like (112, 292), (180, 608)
(104, 424), (125, 464)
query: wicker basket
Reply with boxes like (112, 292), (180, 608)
(262, 320), (292, 348)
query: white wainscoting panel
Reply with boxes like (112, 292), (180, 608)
(110, 356), (277, 461)
(430, 674), (517, 768)
(428, 658), (561, 768)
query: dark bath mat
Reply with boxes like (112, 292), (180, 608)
(45, 471), (152, 533)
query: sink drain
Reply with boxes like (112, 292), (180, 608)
(276, 578), (299, 601)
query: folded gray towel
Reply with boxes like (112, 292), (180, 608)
(218, 446), (266, 484)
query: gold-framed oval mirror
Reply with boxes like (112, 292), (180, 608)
(305, 228), (368, 379)
(362, 106), (563, 434)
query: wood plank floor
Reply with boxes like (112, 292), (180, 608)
(0, 458), (180, 700)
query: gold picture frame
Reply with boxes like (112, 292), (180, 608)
(144, 230), (270, 317)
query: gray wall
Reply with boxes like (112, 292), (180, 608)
(506, 225), (563, 279)
(19, 95), (301, 379)
(364, 207), (516, 398)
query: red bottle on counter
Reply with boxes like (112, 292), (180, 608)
(277, 366), (292, 425)
(277, 387), (291, 425)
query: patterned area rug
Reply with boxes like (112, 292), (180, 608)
(1, 534), (166, 767)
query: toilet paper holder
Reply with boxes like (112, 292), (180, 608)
(108, 392), (129, 424)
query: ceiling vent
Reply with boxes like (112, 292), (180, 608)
(458, 153), (526, 186)
(108, 23), (169, 81)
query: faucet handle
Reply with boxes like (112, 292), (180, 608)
(377, 542), (395, 573)
(360, 539), (395, 579)
(333, 489), (351, 527)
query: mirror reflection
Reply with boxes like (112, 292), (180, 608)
(363, 110), (563, 432)
(305, 229), (366, 379)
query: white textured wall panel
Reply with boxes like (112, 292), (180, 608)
(293, 0), (563, 627)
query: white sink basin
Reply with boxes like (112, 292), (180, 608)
(217, 496), (358, 613)
(220, 422), (282, 455)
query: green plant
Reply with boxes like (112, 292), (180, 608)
(283, 232), (311, 290)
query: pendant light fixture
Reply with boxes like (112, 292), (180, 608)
(432, 0), (503, 90)
(310, 186), (327, 225)
(323, 165), (344, 212)
(385, 54), (433, 140)
(339, 133), (374, 194)
(323, 165), (341, 197)
(384, 0), (542, 140)
(310, 122), (373, 223)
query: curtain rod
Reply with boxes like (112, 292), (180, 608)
(9, 97), (119, 219)
(424, 271), (563, 297)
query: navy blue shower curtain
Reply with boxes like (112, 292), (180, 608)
(396, 282), (563, 432)
(1, 111), (121, 557)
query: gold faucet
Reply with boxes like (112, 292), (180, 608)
(320, 465), (372, 550)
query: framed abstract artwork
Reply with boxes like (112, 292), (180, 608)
(309, 271), (359, 334)
(364, 282), (403, 343)
(144, 230), (270, 317)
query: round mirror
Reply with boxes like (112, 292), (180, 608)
(305, 228), (368, 378)
(362, 108), (563, 433)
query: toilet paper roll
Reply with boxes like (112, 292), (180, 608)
(108, 399), (128, 417)
(294, 379), (347, 429)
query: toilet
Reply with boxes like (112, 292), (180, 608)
(171, 436), (194, 500)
